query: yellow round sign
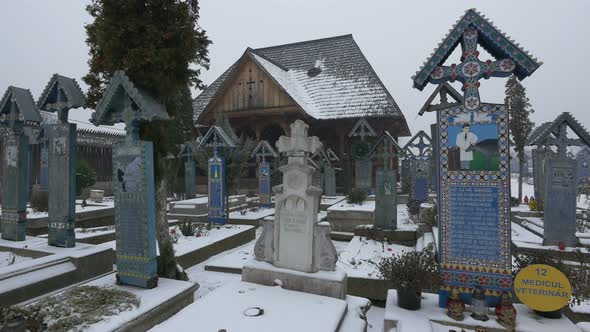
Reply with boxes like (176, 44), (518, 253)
(514, 264), (572, 312)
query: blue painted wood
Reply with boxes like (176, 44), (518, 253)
(40, 143), (49, 191)
(92, 71), (163, 289)
(436, 104), (511, 308)
(47, 123), (77, 247)
(543, 158), (578, 246)
(1, 130), (29, 241)
(208, 154), (227, 224)
(258, 161), (271, 208)
(113, 140), (158, 288)
(375, 170), (397, 229)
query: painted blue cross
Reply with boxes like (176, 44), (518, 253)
(412, 136), (430, 157)
(428, 26), (516, 111)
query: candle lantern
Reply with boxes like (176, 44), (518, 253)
(470, 286), (489, 321)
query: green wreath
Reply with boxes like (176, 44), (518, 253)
(352, 142), (370, 159)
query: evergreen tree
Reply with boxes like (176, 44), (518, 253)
(505, 76), (534, 202)
(84, 0), (211, 279)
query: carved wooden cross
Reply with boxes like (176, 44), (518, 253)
(429, 26), (516, 111)
(373, 139), (402, 171)
(121, 95), (141, 141)
(547, 123), (580, 158)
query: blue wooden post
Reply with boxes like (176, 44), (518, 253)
(0, 86), (41, 241)
(0, 129), (30, 241)
(258, 161), (271, 208)
(208, 148), (227, 224)
(113, 138), (158, 288)
(91, 71), (168, 289)
(39, 142), (49, 191)
(38, 75), (85, 248)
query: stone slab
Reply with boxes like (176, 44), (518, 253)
(26, 273), (197, 332)
(0, 236), (113, 306)
(151, 281), (349, 332)
(176, 225), (255, 269)
(353, 227), (418, 246)
(242, 260), (347, 300)
(25, 207), (115, 236)
(383, 290), (579, 332)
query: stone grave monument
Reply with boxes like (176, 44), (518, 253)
(412, 8), (542, 305)
(368, 131), (403, 229)
(243, 120), (345, 299)
(91, 71), (168, 288)
(528, 112), (590, 246)
(403, 130), (433, 204)
(37, 74), (85, 247)
(199, 125), (236, 224)
(178, 143), (197, 197)
(251, 140), (278, 208)
(348, 118), (376, 193)
(0, 86), (41, 241)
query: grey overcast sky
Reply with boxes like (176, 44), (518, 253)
(0, 0), (588, 139)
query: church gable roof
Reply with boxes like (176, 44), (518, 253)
(194, 35), (407, 127)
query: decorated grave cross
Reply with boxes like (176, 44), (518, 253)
(91, 70), (169, 288)
(251, 140), (278, 208)
(412, 8), (542, 306)
(37, 74), (85, 247)
(178, 143), (197, 196)
(429, 26), (516, 110)
(368, 131), (403, 229)
(0, 86), (41, 241)
(348, 118), (377, 192)
(526, 112), (590, 246)
(199, 125), (237, 224)
(413, 8), (542, 112)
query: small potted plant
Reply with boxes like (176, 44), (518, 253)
(378, 244), (439, 310)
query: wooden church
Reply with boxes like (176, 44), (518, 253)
(193, 34), (410, 157)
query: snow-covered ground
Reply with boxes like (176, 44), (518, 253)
(229, 207), (275, 220)
(100, 224), (253, 257)
(0, 251), (32, 268)
(3, 198), (115, 220)
(178, 233), (386, 331)
(328, 200), (375, 212)
(337, 236), (413, 279)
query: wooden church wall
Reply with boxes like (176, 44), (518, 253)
(209, 58), (296, 117)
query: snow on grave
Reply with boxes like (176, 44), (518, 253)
(24, 273), (196, 332)
(150, 281), (353, 332)
(101, 224), (255, 269)
(0, 235), (112, 306)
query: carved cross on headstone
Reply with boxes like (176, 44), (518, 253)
(276, 120), (322, 164)
(429, 26), (516, 111)
(121, 96), (141, 141)
(547, 122), (580, 158)
(1, 98), (24, 129)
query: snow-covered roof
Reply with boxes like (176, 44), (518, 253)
(40, 108), (125, 136)
(194, 35), (407, 127)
